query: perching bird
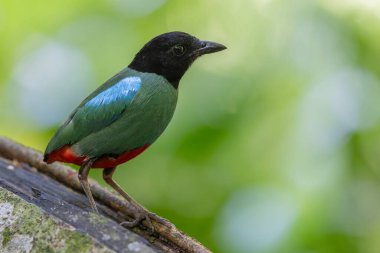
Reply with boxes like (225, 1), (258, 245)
(44, 31), (226, 228)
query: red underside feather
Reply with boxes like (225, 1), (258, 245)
(46, 144), (150, 168)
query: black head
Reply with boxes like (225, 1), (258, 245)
(128, 31), (226, 88)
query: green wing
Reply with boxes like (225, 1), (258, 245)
(45, 68), (142, 155)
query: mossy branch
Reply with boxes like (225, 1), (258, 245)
(0, 136), (210, 253)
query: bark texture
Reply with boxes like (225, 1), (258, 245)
(0, 137), (211, 253)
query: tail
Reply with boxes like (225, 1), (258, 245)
(43, 153), (50, 163)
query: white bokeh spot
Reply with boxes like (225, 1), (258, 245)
(215, 187), (297, 253)
(11, 40), (93, 127)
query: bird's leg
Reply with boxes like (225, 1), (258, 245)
(103, 167), (153, 230)
(78, 158), (98, 213)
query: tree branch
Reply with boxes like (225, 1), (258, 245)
(0, 136), (211, 253)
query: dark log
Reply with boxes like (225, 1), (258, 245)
(0, 137), (211, 253)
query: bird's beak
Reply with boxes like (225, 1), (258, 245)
(193, 40), (227, 57)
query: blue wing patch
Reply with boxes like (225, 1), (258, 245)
(63, 75), (142, 138)
(44, 69), (145, 155)
(85, 76), (141, 108)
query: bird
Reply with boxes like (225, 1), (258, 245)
(43, 31), (226, 229)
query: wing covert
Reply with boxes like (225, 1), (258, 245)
(45, 75), (142, 154)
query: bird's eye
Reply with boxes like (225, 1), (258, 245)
(172, 45), (185, 56)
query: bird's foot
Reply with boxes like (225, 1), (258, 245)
(120, 206), (154, 233)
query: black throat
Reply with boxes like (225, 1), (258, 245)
(128, 58), (182, 89)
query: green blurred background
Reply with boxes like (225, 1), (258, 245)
(1, 0), (380, 252)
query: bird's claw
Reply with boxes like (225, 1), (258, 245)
(120, 207), (154, 233)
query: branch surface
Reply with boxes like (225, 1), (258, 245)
(0, 136), (211, 253)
